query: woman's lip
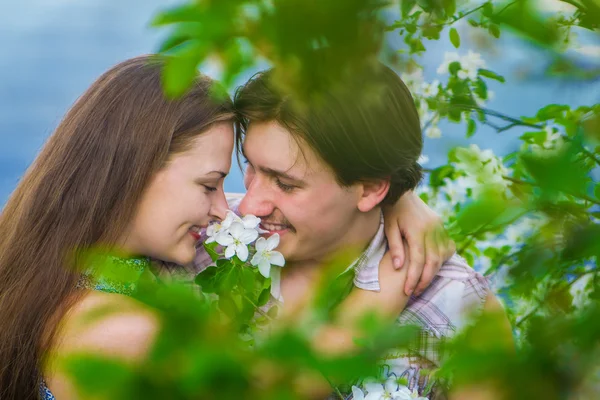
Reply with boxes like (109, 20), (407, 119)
(189, 230), (202, 241)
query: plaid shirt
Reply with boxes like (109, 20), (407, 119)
(342, 216), (490, 399)
(187, 195), (490, 399)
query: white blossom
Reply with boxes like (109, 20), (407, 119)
(461, 50), (486, 80)
(401, 68), (425, 94)
(425, 125), (442, 138)
(206, 211), (241, 244)
(570, 273), (593, 309)
(215, 221), (259, 262)
(437, 52), (461, 75)
(251, 234), (285, 278)
(441, 176), (471, 203)
(437, 50), (486, 81)
(421, 80), (440, 97)
(455, 144), (509, 196)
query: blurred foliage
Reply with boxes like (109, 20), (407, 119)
(61, 0), (600, 399)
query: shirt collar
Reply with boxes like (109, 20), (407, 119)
(349, 213), (386, 292)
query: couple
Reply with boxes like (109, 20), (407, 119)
(0, 55), (507, 400)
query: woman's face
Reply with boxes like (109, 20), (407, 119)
(122, 122), (234, 265)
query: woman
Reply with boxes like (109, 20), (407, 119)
(0, 55), (450, 400)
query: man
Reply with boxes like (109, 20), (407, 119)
(210, 64), (513, 398)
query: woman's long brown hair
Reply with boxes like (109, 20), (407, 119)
(0, 55), (235, 399)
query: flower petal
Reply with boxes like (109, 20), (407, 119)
(236, 243), (249, 262)
(364, 392), (384, 400)
(364, 383), (383, 394)
(391, 387), (411, 400)
(242, 214), (261, 229)
(250, 252), (263, 267)
(266, 233), (280, 250)
(351, 386), (365, 400)
(224, 245), (236, 259)
(269, 251), (285, 267)
(384, 378), (399, 393)
(258, 258), (271, 278)
(239, 228), (259, 244)
(255, 237), (267, 252)
(206, 224), (217, 236)
(229, 222), (244, 238)
(222, 211), (238, 229)
(215, 233), (233, 247)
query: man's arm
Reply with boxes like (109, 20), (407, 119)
(384, 190), (456, 295)
(312, 251), (411, 355)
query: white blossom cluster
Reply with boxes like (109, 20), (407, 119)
(401, 50), (495, 140)
(206, 211), (285, 297)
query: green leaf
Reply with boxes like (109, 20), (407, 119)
(520, 146), (589, 199)
(536, 104), (570, 121)
(257, 288), (271, 307)
(429, 165), (456, 187)
(219, 294), (239, 318)
(482, 2), (494, 17)
(449, 28), (460, 48)
(521, 131), (548, 147)
(162, 55), (199, 98)
(240, 267), (256, 293)
(150, 4), (204, 26)
(493, 1), (560, 46)
(401, 0), (416, 17)
(203, 242), (220, 262)
(444, 0), (457, 17)
(474, 78), (488, 100)
(478, 68), (505, 83)
(454, 191), (510, 236)
(594, 184), (600, 201)
(195, 266), (218, 293)
(488, 24), (501, 38)
(63, 355), (134, 396)
(467, 118), (477, 138)
(449, 61), (462, 75)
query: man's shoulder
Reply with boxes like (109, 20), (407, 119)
(437, 253), (486, 284)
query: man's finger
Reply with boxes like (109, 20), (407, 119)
(440, 227), (456, 260)
(403, 234), (425, 296)
(415, 230), (440, 296)
(385, 222), (405, 269)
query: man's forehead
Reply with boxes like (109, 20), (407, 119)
(242, 122), (327, 177)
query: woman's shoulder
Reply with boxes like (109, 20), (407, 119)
(52, 290), (159, 362)
(43, 291), (159, 398)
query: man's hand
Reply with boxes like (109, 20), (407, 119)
(383, 191), (455, 296)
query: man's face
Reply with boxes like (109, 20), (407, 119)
(238, 121), (364, 264)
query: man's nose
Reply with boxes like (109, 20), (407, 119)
(238, 176), (274, 217)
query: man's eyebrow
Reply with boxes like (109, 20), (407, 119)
(242, 144), (305, 184)
(259, 166), (305, 185)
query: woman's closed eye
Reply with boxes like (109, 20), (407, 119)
(202, 185), (218, 193)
